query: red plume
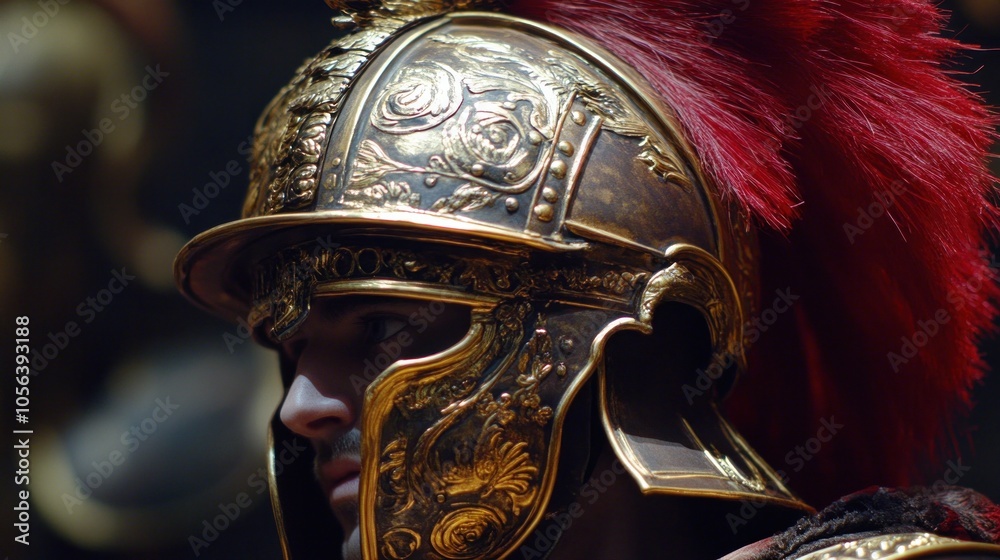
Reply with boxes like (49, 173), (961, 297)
(509, 0), (998, 505)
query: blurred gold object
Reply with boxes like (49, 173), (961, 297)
(957, 0), (1000, 30)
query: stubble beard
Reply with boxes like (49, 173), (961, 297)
(315, 428), (363, 558)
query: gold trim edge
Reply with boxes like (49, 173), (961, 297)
(793, 533), (1000, 560)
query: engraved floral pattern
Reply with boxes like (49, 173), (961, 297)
(363, 300), (562, 560)
(343, 31), (692, 215)
(245, 23), (396, 216)
(343, 180), (421, 208)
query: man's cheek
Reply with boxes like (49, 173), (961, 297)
(344, 527), (363, 560)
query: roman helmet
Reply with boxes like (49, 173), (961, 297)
(175, 1), (998, 559)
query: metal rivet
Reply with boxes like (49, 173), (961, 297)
(557, 141), (574, 156)
(534, 204), (554, 222)
(542, 187), (559, 203)
(436, 493), (446, 503)
(505, 197), (519, 213)
(502, 101), (516, 110)
(330, 156), (342, 166)
(571, 111), (586, 125)
(559, 336), (575, 354)
(549, 160), (567, 179)
(425, 175), (438, 187)
(471, 124), (482, 134)
(528, 130), (543, 145)
(471, 163), (485, 177)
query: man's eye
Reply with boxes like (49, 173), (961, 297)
(362, 316), (408, 344)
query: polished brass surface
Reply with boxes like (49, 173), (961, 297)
(363, 304), (535, 560)
(247, 238), (807, 560)
(175, 10), (742, 326)
(794, 533), (1000, 560)
(338, 31), (692, 215)
(266, 427), (293, 560)
(236, 10), (717, 260)
(598, 245), (801, 507)
(251, 242), (646, 342)
(243, 16), (399, 217)
(172, 4), (800, 560)
(324, 0), (504, 27)
(253, 241), (652, 559)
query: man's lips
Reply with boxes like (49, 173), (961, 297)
(320, 458), (362, 505)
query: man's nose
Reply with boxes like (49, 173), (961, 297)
(279, 367), (358, 440)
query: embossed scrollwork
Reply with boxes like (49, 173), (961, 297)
(361, 300), (569, 560)
(251, 243), (648, 342)
(343, 30), (692, 215)
(373, 60), (464, 133)
(430, 505), (507, 559)
(442, 103), (535, 184)
(380, 527), (421, 560)
(244, 12), (407, 217)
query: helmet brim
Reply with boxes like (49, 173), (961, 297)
(173, 209), (585, 323)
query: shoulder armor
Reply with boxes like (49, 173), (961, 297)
(794, 533), (1000, 560)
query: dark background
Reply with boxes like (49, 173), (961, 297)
(1, 1), (999, 558)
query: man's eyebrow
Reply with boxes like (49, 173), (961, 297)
(313, 300), (352, 322)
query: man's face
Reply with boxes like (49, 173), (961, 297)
(277, 295), (472, 558)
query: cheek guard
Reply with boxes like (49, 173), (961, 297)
(249, 241), (806, 560)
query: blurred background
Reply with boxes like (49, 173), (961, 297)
(0, 1), (998, 558)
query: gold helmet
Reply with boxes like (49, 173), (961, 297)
(175, 1), (809, 558)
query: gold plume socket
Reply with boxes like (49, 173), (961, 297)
(324, 0), (505, 27)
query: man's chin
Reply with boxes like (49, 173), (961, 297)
(332, 495), (358, 532)
(333, 500), (360, 560)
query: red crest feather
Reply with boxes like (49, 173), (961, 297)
(509, 0), (999, 505)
